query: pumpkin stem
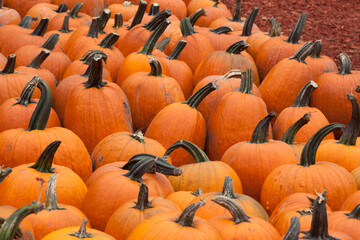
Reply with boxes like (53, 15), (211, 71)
(221, 69), (243, 80)
(29, 141), (61, 173)
(131, 129), (145, 143)
(54, 3), (69, 13)
(289, 42), (313, 63)
(98, 32), (119, 49)
(345, 204), (360, 220)
(310, 40), (323, 58)
(134, 183), (153, 211)
(163, 139), (210, 163)
(44, 173), (65, 211)
(167, 40), (187, 60)
(148, 57), (162, 77)
(123, 158), (157, 183)
(241, 7), (259, 36)
(281, 113), (311, 144)
(238, 69), (254, 94)
(19, 15), (33, 29)
(27, 77), (52, 131)
(139, 19), (171, 55)
(338, 94), (360, 146)
(232, 0), (242, 22)
(80, 50), (108, 65)
(113, 13), (124, 30)
(250, 112), (276, 144)
(175, 201), (206, 227)
(58, 15), (72, 33)
(226, 40), (250, 54)
(180, 18), (196, 37)
(293, 81), (318, 107)
(0, 167), (11, 184)
(41, 33), (60, 51)
(268, 17), (281, 37)
(83, 54), (106, 89)
(27, 50), (50, 69)
(1, 54), (16, 74)
(287, 13), (307, 44)
(301, 191), (339, 239)
(149, 3), (160, 16)
(299, 123), (345, 166)
(31, 18), (49, 36)
(212, 196), (251, 224)
(283, 217), (300, 240)
(129, 1), (147, 30)
(69, 219), (92, 238)
(189, 8), (206, 26)
(99, 7), (111, 33)
(185, 81), (218, 108)
(191, 188), (203, 196)
(338, 53), (352, 75)
(0, 201), (44, 240)
(356, 85), (360, 93)
(210, 26), (233, 35)
(68, 2), (83, 19)
(86, 17), (100, 38)
(222, 176), (237, 199)
(155, 37), (170, 52)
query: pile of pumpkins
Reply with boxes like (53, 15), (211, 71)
(0, 0), (359, 239)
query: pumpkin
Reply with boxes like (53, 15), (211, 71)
(166, 139), (242, 193)
(261, 123), (357, 214)
(166, 189), (204, 210)
(259, 42), (313, 116)
(221, 112), (298, 201)
(103, 13), (128, 39)
(351, 166), (360, 189)
(147, 0), (186, 19)
(0, 0), (21, 25)
(328, 204), (360, 240)
(209, 196), (280, 239)
(231, 6), (261, 41)
(26, 3), (68, 29)
(206, 69), (269, 161)
(127, 201), (223, 240)
(52, 0), (104, 17)
(341, 191), (360, 211)
(49, 2), (95, 27)
(42, 219), (115, 240)
(2, 0), (52, 17)
(145, 82), (217, 166)
(0, 141), (87, 209)
(63, 54), (133, 153)
(196, 26), (241, 51)
(273, 81), (332, 142)
(0, 15), (32, 49)
(0, 77), (60, 132)
(108, 1), (139, 22)
(105, 182), (181, 239)
(0, 77), (92, 181)
(196, 1), (232, 27)
(187, 0), (228, 17)
(24, 173), (88, 240)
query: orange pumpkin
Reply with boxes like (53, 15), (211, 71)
(108, 1), (139, 22)
(147, 0), (186, 19)
(341, 191), (360, 211)
(2, 0), (52, 17)
(328, 204), (360, 240)
(166, 189), (204, 210)
(351, 166), (360, 189)
(26, 3), (68, 29)
(0, 15), (32, 49)
(0, 0), (21, 25)
(187, 0), (228, 17)
(195, 1), (232, 27)
(230, 7), (261, 41)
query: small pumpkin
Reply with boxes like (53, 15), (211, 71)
(166, 189), (204, 210)
(196, 1), (232, 27)
(108, 1), (139, 22)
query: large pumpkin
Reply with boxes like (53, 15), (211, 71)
(328, 204), (360, 240)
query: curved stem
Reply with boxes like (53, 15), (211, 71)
(0, 167), (11, 184)
(113, 13), (124, 30)
(163, 140), (210, 163)
(310, 40), (323, 58)
(31, 18), (49, 37)
(238, 69), (253, 94)
(68, 2), (83, 19)
(222, 176), (237, 198)
(284, 217), (300, 240)
(27, 50), (50, 69)
(129, 1), (147, 30)
(345, 203), (360, 220)
(250, 112), (276, 144)
(54, 3), (69, 13)
(189, 9), (206, 26)
(19, 15), (33, 29)
(27, 77), (52, 131)
(155, 37), (170, 52)
(139, 19), (171, 55)
(44, 174), (65, 211)
(123, 158), (156, 183)
(175, 201), (206, 227)
(287, 13), (308, 44)
(134, 183), (153, 211)
(1, 54), (16, 74)
(131, 129), (145, 143)
(98, 32), (119, 49)
(80, 50), (108, 65)
(42, 33), (60, 51)
(281, 113), (311, 144)
(83, 54), (105, 89)
(86, 17), (100, 38)
(338, 53), (352, 75)
(184, 81), (218, 108)
(148, 57), (162, 77)
(226, 40), (249, 54)
(221, 69), (243, 80)
(212, 196), (251, 224)
(268, 17), (281, 37)
(210, 26), (232, 35)
(167, 40), (187, 60)
(29, 141), (61, 173)
(289, 42), (313, 63)
(149, 3), (160, 16)
(69, 219), (92, 238)
(241, 7), (259, 36)
(293, 81), (318, 107)
(145, 9), (172, 31)
(299, 123), (345, 166)
(232, 0), (242, 22)
(180, 18), (196, 37)
(338, 94), (359, 145)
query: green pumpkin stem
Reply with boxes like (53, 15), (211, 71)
(99, 32), (119, 49)
(59, 15), (72, 33)
(226, 40), (250, 54)
(189, 8), (206, 26)
(163, 139), (210, 163)
(68, 2), (83, 19)
(1, 54), (16, 74)
(212, 196), (251, 224)
(27, 77), (52, 131)
(287, 13), (307, 44)
(293, 81), (318, 107)
(192, 189), (203, 196)
(44, 174), (65, 211)
(27, 50), (50, 69)
(54, 3), (69, 13)
(239, 69), (254, 94)
(180, 18), (196, 37)
(175, 201), (206, 227)
(155, 37), (170, 52)
(134, 183), (153, 211)
(31, 18), (49, 36)
(338, 53), (352, 75)
(69, 219), (92, 238)
(289, 42), (313, 63)
(310, 40), (323, 58)
(210, 26), (232, 35)
(29, 141), (61, 173)
(0, 167), (11, 184)
(99, 8), (111, 33)
(0, 201), (44, 240)
(167, 40), (187, 60)
(281, 113), (311, 144)
(129, 1), (148, 30)
(232, 0), (242, 22)
(283, 217), (300, 240)
(131, 129), (145, 143)
(123, 158), (156, 183)
(269, 17), (281, 37)
(241, 7), (259, 36)
(250, 112), (276, 144)
(185, 81), (218, 108)
(86, 17), (100, 38)
(41, 33), (60, 51)
(149, 3), (160, 16)
(148, 57), (162, 77)
(299, 123), (345, 166)
(80, 50), (108, 65)
(345, 204), (360, 220)
(19, 15), (33, 29)
(113, 13), (124, 30)
(222, 176), (237, 198)
(139, 19), (171, 55)
(338, 94), (360, 146)
(83, 54), (105, 89)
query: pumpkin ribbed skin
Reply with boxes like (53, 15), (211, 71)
(3, 0), (52, 17)
(352, 166), (360, 189)
(328, 208), (360, 240)
(42, 225), (115, 240)
(341, 191), (360, 211)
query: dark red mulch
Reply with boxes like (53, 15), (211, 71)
(222, 0), (360, 71)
